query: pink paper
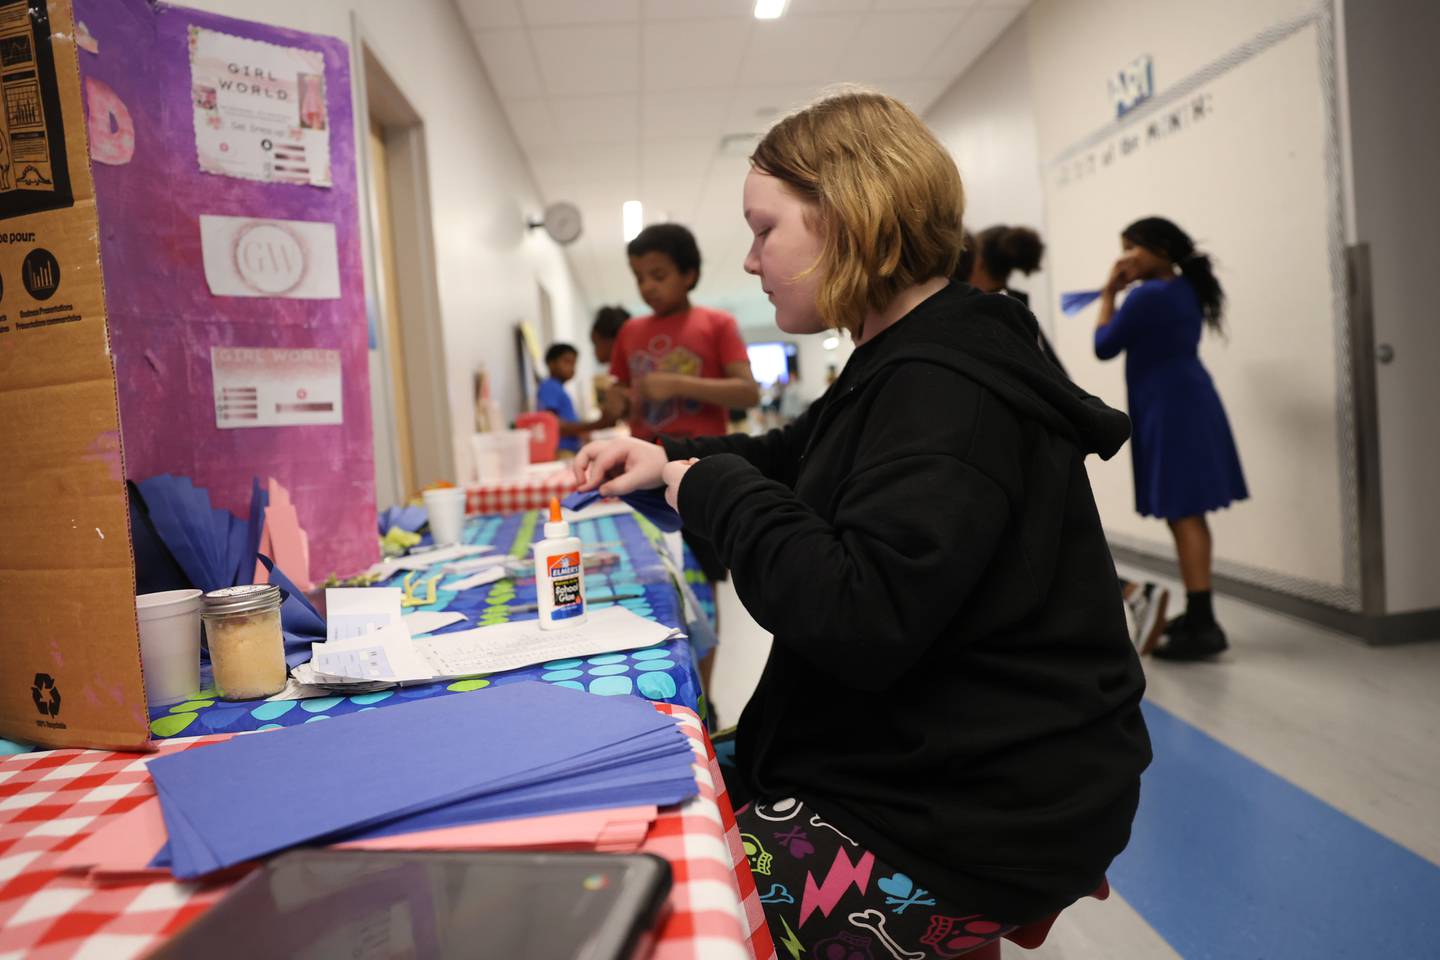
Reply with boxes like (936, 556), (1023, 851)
(252, 478), (313, 589)
(253, 524), (274, 585)
(59, 791), (658, 882)
(265, 478), (312, 591)
(56, 793), (171, 880)
(333, 805), (659, 854)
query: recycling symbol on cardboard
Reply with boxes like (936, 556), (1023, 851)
(31, 673), (61, 718)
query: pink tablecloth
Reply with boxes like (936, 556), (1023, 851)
(0, 704), (775, 960)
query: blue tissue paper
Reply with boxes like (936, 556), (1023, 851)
(562, 487), (683, 533)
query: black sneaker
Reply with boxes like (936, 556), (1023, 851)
(1163, 612), (1186, 636)
(1152, 620), (1228, 661)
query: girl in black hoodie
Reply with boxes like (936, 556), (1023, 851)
(575, 92), (1150, 957)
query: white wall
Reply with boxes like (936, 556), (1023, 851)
(1341, 0), (1440, 614)
(925, 19), (1053, 344)
(916, 0), (1386, 612)
(1029, 1), (1349, 600)
(183, 0), (591, 485)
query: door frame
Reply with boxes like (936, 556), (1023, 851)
(351, 16), (453, 503)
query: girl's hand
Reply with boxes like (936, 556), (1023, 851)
(661, 458), (698, 512)
(573, 438), (667, 496)
(1105, 257), (1135, 295)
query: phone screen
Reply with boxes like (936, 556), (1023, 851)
(150, 850), (672, 960)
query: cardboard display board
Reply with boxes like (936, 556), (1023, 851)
(0, 0), (148, 749)
(1, 0), (375, 749)
(77, 0), (375, 585)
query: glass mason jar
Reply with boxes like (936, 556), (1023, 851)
(201, 584), (287, 700)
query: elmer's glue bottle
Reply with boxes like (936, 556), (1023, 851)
(533, 497), (586, 629)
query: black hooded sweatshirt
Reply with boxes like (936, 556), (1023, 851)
(663, 282), (1151, 925)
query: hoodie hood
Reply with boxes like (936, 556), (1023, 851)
(848, 282), (1131, 459)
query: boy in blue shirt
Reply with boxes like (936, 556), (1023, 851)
(537, 343), (588, 455)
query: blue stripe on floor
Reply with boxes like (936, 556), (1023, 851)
(1109, 701), (1440, 959)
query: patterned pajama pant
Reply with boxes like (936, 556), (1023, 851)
(734, 796), (1014, 960)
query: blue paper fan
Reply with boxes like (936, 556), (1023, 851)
(1060, 289), (1103, 316)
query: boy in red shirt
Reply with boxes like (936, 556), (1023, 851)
(611, 223), (759, 688)
(613, 224), (758, 441)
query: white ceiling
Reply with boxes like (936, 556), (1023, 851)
(456, 0), (1029, 328)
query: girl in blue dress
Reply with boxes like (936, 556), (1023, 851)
(1096, 217), (1248, 661)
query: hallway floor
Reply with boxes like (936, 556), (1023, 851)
(706, 565), (1440, 959)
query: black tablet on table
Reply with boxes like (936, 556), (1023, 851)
(148, 849), (673, 960)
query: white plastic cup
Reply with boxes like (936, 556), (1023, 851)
(135, 589), (203, 708)
(423, 488), (468, 545)
(471, 430), (531, 483)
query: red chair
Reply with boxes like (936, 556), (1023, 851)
(965, 879), (1111, 959)
(515, 410), (560, 463)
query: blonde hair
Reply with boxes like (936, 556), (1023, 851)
(750, 91), (965, 336)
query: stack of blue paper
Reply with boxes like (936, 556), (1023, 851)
(146, 683), (697, 879)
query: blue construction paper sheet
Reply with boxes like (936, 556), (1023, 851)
(150, 739), (695, 868)
(147, 682), (689, 878)
(562, 487), (683, 533)
(354, 750), (697, 839)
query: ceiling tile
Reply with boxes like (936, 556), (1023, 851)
(571, 182), (640, 219)
(872, 77), (949, 114)
(472, 29), (546, 98)
(639, 138), (718, 184)
(548, 94), (642, 143)
(641, 0), (752, 19)
(521, 0), (638, 27)
(694, 154), (752, 222)
(501, 98), (560, 147)
(531, 142), (640, 193)
(920, 5), (1021, 77)
(869, 0), (976, 9)
(642, 90), (734, 139)
(639, 177), (704, 223)
(531, 24), (642, 96)
(643, 18), (750, 91)
(786, 0), (873, 13)
(455, 0), (524, 29)
(739, 14), (864, 86)
(839, 9), (969, 82)
(476, 0), (1032, 310)
(724, 84), (825, 131)
(528, 156), (577, 194)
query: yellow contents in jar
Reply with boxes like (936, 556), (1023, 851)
(207, 607), (287, 700)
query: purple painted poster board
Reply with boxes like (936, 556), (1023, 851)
(74, 0), (376, 580)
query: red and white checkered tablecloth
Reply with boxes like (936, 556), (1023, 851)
(465, 467), (578, 516)
(0, 703), (775, 960)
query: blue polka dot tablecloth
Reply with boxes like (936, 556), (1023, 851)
(144, 509), (713, 742)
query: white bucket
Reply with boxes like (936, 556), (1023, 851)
(135, 589), (203, 708)
(422, 488), (468, 545)
(471, 430), (531, 483)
